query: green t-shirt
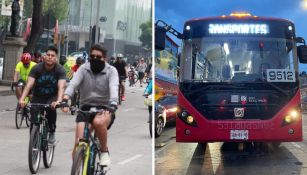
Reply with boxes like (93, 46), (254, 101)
(15, 61), (37, 81)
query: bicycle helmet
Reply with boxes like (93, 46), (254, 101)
(117, 53), (124, 58)
(21, 53), (31, 65)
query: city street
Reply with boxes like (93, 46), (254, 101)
(0, 85), (152, 175)
(155, 117), (307, 175)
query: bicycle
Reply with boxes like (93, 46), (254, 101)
(71, 105), (114, 175)
(11, 81), (30, 129)
(128, 70), (138, 87)
(27, 102), (66, 174)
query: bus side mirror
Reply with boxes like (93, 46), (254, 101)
(298, 45), (307, 63)
(155, 26), (167, 50)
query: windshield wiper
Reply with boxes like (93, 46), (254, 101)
(264, 82), (289, 97)
(185, 83), (245, 95)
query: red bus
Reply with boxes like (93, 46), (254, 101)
(155, 12), (307, 145)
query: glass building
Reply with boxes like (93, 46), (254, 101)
(60, 0), (151, 61)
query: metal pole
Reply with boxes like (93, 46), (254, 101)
(94, 0), (100, 43)
(64, 0), (71, 56)
(89, 0), (93, 49)
(47, 12), (50, 47)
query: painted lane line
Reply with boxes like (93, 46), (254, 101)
(291, 142), (301, 148)
(124, 108), (135, 112)
(118, 154), (142, 165)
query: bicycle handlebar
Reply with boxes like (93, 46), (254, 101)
(27, 102), (69, 108)
(71, 105), (116, 114)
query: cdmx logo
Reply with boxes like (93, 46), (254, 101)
(234, 108), (244, 118)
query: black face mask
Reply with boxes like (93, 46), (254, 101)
(90, 59), (105, 74)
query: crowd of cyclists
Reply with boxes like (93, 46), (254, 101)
(11, 44), (152, 173)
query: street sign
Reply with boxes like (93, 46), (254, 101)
(99, 16), (107, 22)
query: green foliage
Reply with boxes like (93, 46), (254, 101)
(139, 19), (152, 50)
(0, 15), (9, 28)
(23, 0), (69, 24)
(43, 0), (69, 24)
(24, 0), (33, 18)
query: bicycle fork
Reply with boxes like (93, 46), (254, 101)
(80, 142), (90, 175)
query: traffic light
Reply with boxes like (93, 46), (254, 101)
(51, 34), (58, 46)
(54, 33), (58, 45)
(91, 25), (100, 43)
(61, 34), (67, 44)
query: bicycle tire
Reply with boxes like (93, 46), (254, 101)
(71, 144), (87, 175)
(15, 104), (23, 129)
(28, 125), (41, 174)
(25, 114), (30, 127)
(43, 143), (55, 168)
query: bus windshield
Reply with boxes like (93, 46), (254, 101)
(180, 37), (297, 82)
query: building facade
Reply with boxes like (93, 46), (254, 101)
(60, 0), (151, 61)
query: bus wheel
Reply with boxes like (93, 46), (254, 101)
(272, 142), (281, 148)
(198, 142), (207, 149)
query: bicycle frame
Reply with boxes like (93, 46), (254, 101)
(77, 113), (101, 175)
(29, 106), (49, 150)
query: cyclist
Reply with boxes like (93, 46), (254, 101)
(71, 57), (84, 73)
(19, 46), (67, 144)
(109, 56), (116, 66)
(60, 55), (73, 80)
(13, 52), (37, 99)
(62, 44), (118, 167)
(136, 58), (147, 87)
(32, 51), (42, 63)
(113, 53), (127, 101)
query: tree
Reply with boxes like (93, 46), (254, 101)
(24, 0), (43, 53)
(42, 0), (69, 24)
(24, 0), (69, 53)
(139, 19), (152, 50)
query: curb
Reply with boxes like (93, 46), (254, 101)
(0, 90), (14, 96)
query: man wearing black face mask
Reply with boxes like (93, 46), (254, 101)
(62, 44), (119, 167)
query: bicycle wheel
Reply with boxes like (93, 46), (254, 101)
(43, 142), (55, 168)
(25, 114), (30, 127)
(15, 104), (23, 129)
(28, 124), (41, 174)
(71, 144), (87, 175)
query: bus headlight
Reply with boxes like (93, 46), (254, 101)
(284, 115), (292, 123)
(282, 109), (300, 126)
(187, 115), (194, 124)
(177, 107), (198, 127)
(290, 110), (298, 119)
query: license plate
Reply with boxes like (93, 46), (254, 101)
(230, 130), (248, 140)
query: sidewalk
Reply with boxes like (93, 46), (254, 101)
(0, 85), (13, 96)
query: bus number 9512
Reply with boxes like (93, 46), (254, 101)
(266, 69), (295, 82)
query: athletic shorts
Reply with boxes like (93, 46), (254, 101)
(75, 105), (116, 130)
(138, 72), (145, 80)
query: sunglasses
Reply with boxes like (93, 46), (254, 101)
(90, 54), (103, 59)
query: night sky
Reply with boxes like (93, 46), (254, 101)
(155, 0), (307, 71)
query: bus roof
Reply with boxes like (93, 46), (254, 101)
(185, 15), (293, 25)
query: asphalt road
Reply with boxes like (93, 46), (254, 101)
(155, 116), (307, 175)
(0, 85), (152, 175)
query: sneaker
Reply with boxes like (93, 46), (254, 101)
(121, 95), (126, 101)
(48, 132), (56, 144)
(100, 152), (111, 167)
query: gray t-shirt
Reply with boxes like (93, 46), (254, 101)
(137, 62), (147, 73)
